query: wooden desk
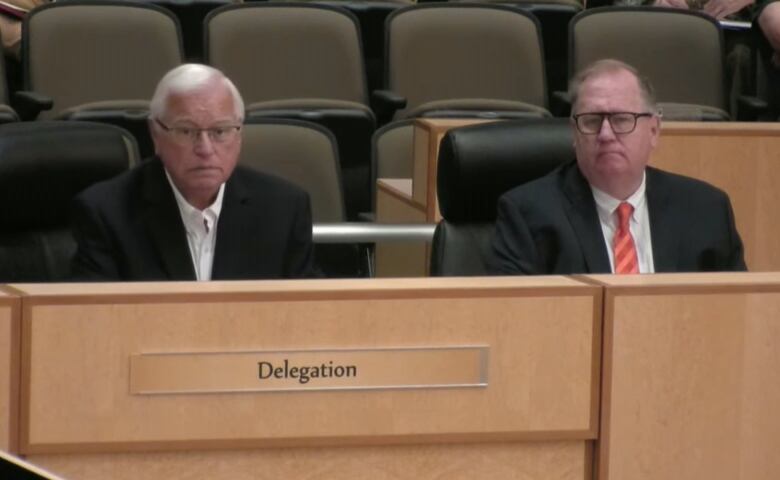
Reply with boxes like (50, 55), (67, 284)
(378, 119), (780, 275)
(586, 272), (780, 480)
(375, 179), (429, 277)
(650, 122), (780, 271)
(0, 286), (20, 452)
(15, 278), (600, 480)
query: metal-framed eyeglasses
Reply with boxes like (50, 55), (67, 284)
(571, 112), (655, 135)
(155, 119), (242, 144)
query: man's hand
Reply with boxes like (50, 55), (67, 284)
(702, 0), (754, 19)
(654, 0), (690, 9)
(759, 1), (780, 67)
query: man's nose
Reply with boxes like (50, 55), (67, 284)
(193, 130), (216, 153)
(596, 116), (617, 140)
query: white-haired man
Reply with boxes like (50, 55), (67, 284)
(71, 64), (315, 280)
(489, 59), (746, 274)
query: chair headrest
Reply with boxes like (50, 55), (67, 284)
(0, 121), (135, 231)
(437, 118), (574, 222)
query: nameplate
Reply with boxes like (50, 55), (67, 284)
(129, 346), (488, 395)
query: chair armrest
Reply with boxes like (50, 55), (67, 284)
(371, 90), (407, 126)
(13, 91), (54, 121)
(736, 94), (769, 121)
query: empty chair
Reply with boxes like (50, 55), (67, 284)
(273, 0), (413, 94)
(0, 122), (138, 282)
(19, 1), (184, 155)
(378, 4), (551, 120)
(239, 119), (366, 277)
(148, 0), (238, 62)
(430, 118), (572, 276)
(368, 118), (415, 217)
(239, 119), (345, 223)
(206, 3), (375, 221)
(447, 0), (584, 98)
(569, 7), (730, 120)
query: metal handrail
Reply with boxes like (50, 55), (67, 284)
(312, 223), (436, 244)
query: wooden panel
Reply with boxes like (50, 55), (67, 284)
(30, 440), (591, 480)
(17, 278), (600, 454)
(650, 122), (780, 271)
(375, 180), (429, 277)
(0, 288), (21, 452)
(592, 272), (780, 480)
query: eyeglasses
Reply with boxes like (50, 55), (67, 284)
(572, 112), (654, 135)
(155, 119), (242, 144)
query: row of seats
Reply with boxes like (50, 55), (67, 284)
(1, 3), (772, 223)
(0, 118), (574, 281)
(0, 120), (366, 282)
(10, 2), (740, 123)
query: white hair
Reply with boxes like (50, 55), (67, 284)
(149, 64), (245, 121)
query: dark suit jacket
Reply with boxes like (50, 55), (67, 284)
(70, 157), (315, 281)
(489, 161), (747, 274)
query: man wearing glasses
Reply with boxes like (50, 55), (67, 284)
(489, 59), (746, 274)
(70, 64), (315, 280)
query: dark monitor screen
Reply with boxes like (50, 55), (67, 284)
(0, 450), (66, 480)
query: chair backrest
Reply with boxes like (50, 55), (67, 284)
(206, 3), (369, 106)
(0, 53), (19, 124)
(431, 118), (573, 276)
(23, 1), (184, 119)
(372, 118), (415, 179)
(238, 119), (345, 223)
(148, 0), (238, 62)
(239, 119), (367, 278)
(0, 122), (138, 282)
(385, 4), (548, 118)
(569, 7), (728, 120)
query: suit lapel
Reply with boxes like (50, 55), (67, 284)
(212, 173), (256, 279)
(141, 159), (196, 280)
(561, 164), (612, 273)
(646, 168), (679, 272)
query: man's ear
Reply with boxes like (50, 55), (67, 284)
(148, 119), (161, 155)
(649, 114), (661, 149)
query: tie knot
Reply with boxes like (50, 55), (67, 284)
(616, 202), (633, 229)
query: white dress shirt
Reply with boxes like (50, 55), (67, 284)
(165, 172), (225, 281)
(591, 173), (655, 273)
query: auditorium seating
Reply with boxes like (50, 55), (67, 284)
(569, 7), (731, 120)
(150, 0), (238, 62)
(369, 118), (415, 216)
(0, 0), (775, 282)
(377, 4), (551, 120)
(205, 3), (375, 221)
(240, 119), (367, 277)
(430, 118), (572, 276)
(240, 119), (346, 224)
(18, 1), (184, 157)
(0, 122), (138, 282)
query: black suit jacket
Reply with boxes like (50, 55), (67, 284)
(70, 157), (315, 281)
(489, 161), (746, 274)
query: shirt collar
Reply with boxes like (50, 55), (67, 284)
(591, 171), (647, 224)
(165, 170), (225, 232)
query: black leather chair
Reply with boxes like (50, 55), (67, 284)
(0, 122), (138, 282)
(430, 118), (573, 276)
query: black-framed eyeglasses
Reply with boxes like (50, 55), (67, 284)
(571, 112), (654, 135)
(155, 118), (242, 144)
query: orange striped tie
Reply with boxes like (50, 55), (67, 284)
(613, 202), (639, 274)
